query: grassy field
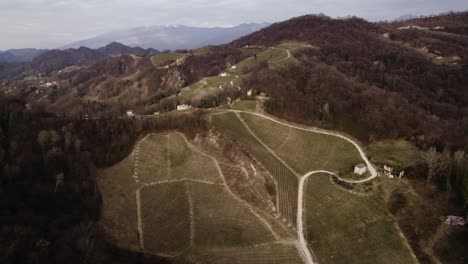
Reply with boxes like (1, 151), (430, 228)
(239, 112), (363, 174)
(195, 243), (303, 264)
(137, 133), (221, 184)
(219, 163), (274, 214)
(97, 154), (140, 251)
(368, 139), (421, 167)
(179, 75), (235, 103)
(212, 112), (298, 225)
(168, 133), (222, 183)
(229, 100), (257, 111)
(188, 181), (276, 248)
(229, 42), (313, 75)
(304, 173), (417, 264)
(151, 52), (186, 66)
(139, 182), (191, 254)
(137, 134), (168, 183)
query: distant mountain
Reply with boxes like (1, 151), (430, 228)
(0, 48), (48, 63)
(0, 42), (158, 77)
(394, 14), (419, 21)
(60, 23), (270, 50)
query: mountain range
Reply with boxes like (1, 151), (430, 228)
(0, 48), (48, 63)
(60, 23), (270, 50)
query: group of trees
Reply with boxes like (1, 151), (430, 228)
(422, 148), (468, 205)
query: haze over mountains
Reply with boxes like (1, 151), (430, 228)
(0, 48), (47, 63)
(60, 23), (270, 50)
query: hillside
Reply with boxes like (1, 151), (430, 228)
(231, 13), (468, 148)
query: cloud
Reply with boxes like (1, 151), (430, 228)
(0, 0), (466, 49)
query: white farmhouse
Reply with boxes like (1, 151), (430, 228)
(177, 104), (191, 111)
(354, 163), (367, 175)
(219, 72), (228, 77)
(126, 110), (134, 117)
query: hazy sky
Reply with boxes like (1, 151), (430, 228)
(0, 0), (466, 50)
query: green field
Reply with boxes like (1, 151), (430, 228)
(212, 112), (298, 225)
(368, 139), (421, 167)
(239, 112), (363, 174)
(229, 100), (257, 111)
(304, 173), (416, 264)
(179, 75), (236, 103)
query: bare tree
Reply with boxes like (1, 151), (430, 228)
(421, 147), (445, 184)
(454, 150), (465, 186)
(440, 149), (452, 192)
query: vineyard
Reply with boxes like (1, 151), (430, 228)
(196, 242), (304, 264)
(239, 112), (362, 174)
(129, 131), (302, 261)
(97, 154), (140, 250)
(212, 112), (299, 226)
(139, 181), (192, 255)
(303, 173), (416, 264)
(188, 181), (276, 248)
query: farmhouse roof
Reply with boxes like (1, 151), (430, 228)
(355, 163), (366, 169)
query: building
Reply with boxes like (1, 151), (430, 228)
(354, 163), (367, 175)
(219, 72), (228, 77)
(177, 104), (191, 111)
(126, 110), (134, 117)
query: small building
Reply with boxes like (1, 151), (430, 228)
(219, 72), (228, 77)
(354, 163), (367, 175)
(154, 112), (160, 115)
(126, 110), (134, 117)
(177, 104), (191, 111)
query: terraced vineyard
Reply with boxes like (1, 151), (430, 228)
(303, 174), (416, 264)
(139, 182), (191, 254)
(212, 112), (298, 226)
(239, 112), (362, 174)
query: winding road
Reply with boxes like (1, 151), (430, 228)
(228, 110), (378, 182)
(221, 110), (380, 264)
